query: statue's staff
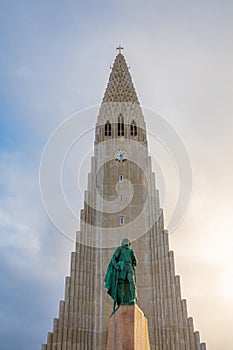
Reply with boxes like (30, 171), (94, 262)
(113, 269), (119, 314)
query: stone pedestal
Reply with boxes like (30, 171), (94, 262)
(106, 304), (150, 350)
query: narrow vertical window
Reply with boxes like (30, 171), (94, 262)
(130, 120), (137, 136)
(120, 216), (124, 225)
(105, 120), (111, 136)
(120, 195), (124, 203)
(119, 175), (123, 182)
(118, 114), (124, 136)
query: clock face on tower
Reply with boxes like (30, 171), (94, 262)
(114, 150), (128, 162)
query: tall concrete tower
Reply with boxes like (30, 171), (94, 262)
(42, 50), (206, 350)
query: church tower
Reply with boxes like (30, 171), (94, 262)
(42, 49), (206, 350)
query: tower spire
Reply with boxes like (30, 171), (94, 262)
(102, 51), (140, 105)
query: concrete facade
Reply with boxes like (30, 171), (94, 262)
(42, 53), (206, 349)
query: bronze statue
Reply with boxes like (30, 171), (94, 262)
(104, 238), (138, 312)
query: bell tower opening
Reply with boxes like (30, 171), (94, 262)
(130, 120), (137, 136)
(105, 120), (112, 136)
(118, 114), (124, 136)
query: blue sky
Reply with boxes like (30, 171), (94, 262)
(1, 1), (233, 349)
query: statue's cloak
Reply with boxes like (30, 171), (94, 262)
(104, 247), (121, 301)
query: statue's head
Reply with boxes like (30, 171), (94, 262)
(121, 237), (130, 247)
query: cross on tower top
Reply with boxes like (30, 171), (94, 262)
(116, 45), (124, 54)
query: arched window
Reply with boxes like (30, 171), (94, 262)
(130, 120), (137, 136)
(118, 114), (124, 136)
(105, 120), (111, 136)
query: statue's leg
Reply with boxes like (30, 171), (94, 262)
(128, 272), (137, 303)
(117, 279), (124, 305)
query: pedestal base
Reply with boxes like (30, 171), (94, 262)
(106, 304), (150, 350)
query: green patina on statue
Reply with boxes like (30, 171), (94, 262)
(104, 238), (138, 313)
